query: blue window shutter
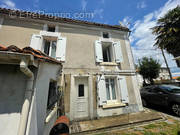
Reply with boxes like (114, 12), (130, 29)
(113, 41), (123, 63)
(97, 75), (107, 106)
(95, 40), (103, 63)
(117, 76), (129, 103)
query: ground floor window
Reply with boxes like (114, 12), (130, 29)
(105, 78), (117, 101)
(47, 80), (58, 110)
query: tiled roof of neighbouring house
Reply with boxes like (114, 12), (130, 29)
(0, 44), (62, 64)
(0, 8), (130, 32)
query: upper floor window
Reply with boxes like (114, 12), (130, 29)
(95, 40), (123, 63)
(48, 25), (55, 32)
(102, 42), (113, 62)
(103, 32), (110, 38)
(30, 34), (67, 61)
(44, 40), (57, 58)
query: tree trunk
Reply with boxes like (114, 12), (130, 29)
(150, 78), (154, 85)
(161, 49), (173, 80)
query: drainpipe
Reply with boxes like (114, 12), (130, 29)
(18, 58), (34, 135)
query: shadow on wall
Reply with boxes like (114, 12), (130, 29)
(0, 64), (27, 115)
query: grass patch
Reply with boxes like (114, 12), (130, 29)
(144, 124), (157, 129)
(92, 118), (180, 135)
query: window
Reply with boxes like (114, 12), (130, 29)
(105, 78), (116, 100)
(44, 40), (57, 58)
(48, 25), (55, 32)
(102, 42), (113, 62)
(95, 40), (123, 63)
(103, 32), (110, 38)
(78, 84), (84, 97)
(47, 81), (58, 110)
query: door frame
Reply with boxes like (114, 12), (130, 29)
(70, 75), (94, 121)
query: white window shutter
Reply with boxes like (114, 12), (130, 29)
(43, 24), (48, 31)
(95, 40), (103, 63)
(113, 41), (123, 63)
(55, 25), (59, 32)
(117, 76), (129, 104)
(56, 37), (66, 61)
(97, 75), (107, 106)
(30, 34), (42, 50)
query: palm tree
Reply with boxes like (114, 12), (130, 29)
(152, 6), (180, 57)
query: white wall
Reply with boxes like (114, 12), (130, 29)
(0, 62), (61, 135)
(0, 65), (27, 135)
(34, 62), (61, 135)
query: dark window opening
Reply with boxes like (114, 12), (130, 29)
(44, 41), (50, 55)
(78, 84), (84, 97)
(47, 81), (58, 110)
(48, 26), (55, 32)
(103, 32), (109, 38)
(102, 43), (113, 62)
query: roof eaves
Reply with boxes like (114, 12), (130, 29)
(0, 8), (130, 32)
(0, 44), (62, 65)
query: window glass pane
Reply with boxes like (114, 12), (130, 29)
(44, 41), (50, 55)
(103, 32), (109, 38)
(51, 41), (56, 58)
(78, 84), (84, 97)
(105, 79), (111, 100)
(110, 79), (116, 100)
(106, 46), (112, 62)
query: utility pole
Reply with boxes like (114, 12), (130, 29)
(161, 48), (173, 80)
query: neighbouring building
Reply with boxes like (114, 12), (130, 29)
(137, 67), (171, 87)
(154, 67), (171, 81)
(0, 45), (62, 135)
(0, 8), (143, 134)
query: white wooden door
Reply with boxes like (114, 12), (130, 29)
(74, 77), (89, 119)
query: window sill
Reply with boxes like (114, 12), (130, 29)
(99, 37), (112, 42)
(40, 31), (60, 39)
(102, 102), (126, 109)
(100, 62), (119, 66)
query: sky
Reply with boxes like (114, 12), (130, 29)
(0, 0), (180, 74)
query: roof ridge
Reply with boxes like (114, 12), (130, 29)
(0, 8), (130, 32)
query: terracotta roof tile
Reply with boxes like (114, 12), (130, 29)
(173, 76), (180, 80)
(0, 44), (61, 64)
(0, 8), (130, 32)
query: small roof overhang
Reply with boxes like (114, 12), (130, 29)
(0, 51), (37, 66)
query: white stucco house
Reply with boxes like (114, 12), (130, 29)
(0, 7), (143, 134)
